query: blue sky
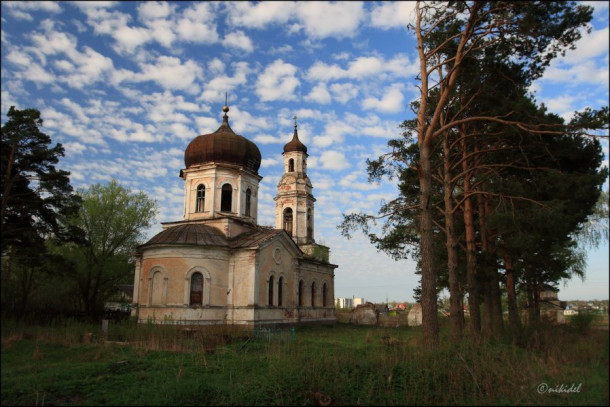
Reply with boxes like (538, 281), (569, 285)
(1, 1), (608, 303)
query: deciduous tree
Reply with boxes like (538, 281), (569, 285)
(56, 180), (157, 318)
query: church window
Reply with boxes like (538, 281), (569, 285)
(311, 282), (316, 307)
(298, 280), (304, 307)
(322, 283), (327, 307)
(278, 276), (283, 306)
(190, 272), (203, 305)
(307, 208), (312, 240)
(283, 208), (293, 236)
(245, 188), (251, 216)
(196, 185), (205, 212)
(288, 158), (294, 172)
(221, 183), (232, 212)
(268, 275), (274, 306)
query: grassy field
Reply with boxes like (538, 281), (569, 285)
(1, 314), (608, 406)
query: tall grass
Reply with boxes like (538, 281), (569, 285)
(2, 317), (608, 406)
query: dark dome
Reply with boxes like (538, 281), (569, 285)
(184, 106), (261, 173)
(283, 125), (307, 154)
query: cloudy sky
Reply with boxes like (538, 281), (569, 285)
(2, 1), (608, 303)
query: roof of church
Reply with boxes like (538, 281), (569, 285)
(139, 223), (287, 250)
(228, 226), (285, 248)
(141, 223), (228, 247)
(184, 104), (261, 173)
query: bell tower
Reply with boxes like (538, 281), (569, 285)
(275, 117), (315, 245)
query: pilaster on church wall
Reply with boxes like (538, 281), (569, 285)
(231, 250), (257, 307)
(132, 254), (142, 316)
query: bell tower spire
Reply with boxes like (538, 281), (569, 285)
(274, 118), (315, 245)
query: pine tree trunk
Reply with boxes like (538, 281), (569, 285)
(478, 193), (503, 338)
(525, 267), (538, 324)
(461, 137), (481, 339)
(504, 254), (521, 329)
(419, 142), (439, 347)
(443, 136), (463, 344)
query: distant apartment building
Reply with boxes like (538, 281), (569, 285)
(335, 297), (353, 308)
(335, 297), (367, 308)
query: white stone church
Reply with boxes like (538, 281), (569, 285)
(131, 104), (337, 326)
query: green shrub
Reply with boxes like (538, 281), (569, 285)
(569, 312), (599, 334)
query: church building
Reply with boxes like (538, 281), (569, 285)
(131, 103), (337, 326)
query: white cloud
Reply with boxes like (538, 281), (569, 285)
(563, 27), (609, 63)
(113, 25), (150, 53)
(339, 170), (379, 191)
(208, 58), (225, 75)
(319, 150), (351, 170)
(141, 91), (199, 123)
(137, 1), (174, 20)
(306, 54), (416, 82)
(5, 49), (32, 66)
(370, 2), (417, 29)
(361, 86), (405, 113)
(222, 30), (254, 53)
(261, 157), (281, 168)
(121, 56), (204, 92)
(254, 134), (285, 144)
(21, 63), (55, 84)
(63, 141), (88, 155)
(30, 27), (78, 59)
(66, 46), (115, 89)
(138, 2), (176, 48)
(543, 59), (609, 86)
(538, 27), (609, 91)
(304, 82), (331, 104)
(268, 44), (293, 55)
(4, 1), (62, 21)
(256, 59), (300, 102)
(176, 2), (219, 42)
(200, 62), (250, 101)
(329, 83), (359, 103)
(294, 2), (365, 39)
(225, 2), (292, 29)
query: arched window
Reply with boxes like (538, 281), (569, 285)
(245, 188), (251, 216)
(268, 275), (274, 306)
(151, 271), (164, 305)
(288, 158), (294, 172)
(190, 272), (203, 305)
(283, 207), (293, 236)
(278, 276), (283, 307)
(322, 283), (327, 307)
(196, 184), (205, 212)
(221, 183), (232, 212)
(307, 208), (312, 240)
(311, 282), (316, 307)
(298, 280), (304, 307)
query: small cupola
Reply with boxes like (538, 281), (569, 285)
(283, 117), (307, 155)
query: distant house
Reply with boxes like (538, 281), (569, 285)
(349, 302), (379, 325)
(105, 284), (134, 313)
(407, 303), (422, 326)
(394, 303), (407, 311)
(528, 284), (567, 324)
(563, 308), (578, 316)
